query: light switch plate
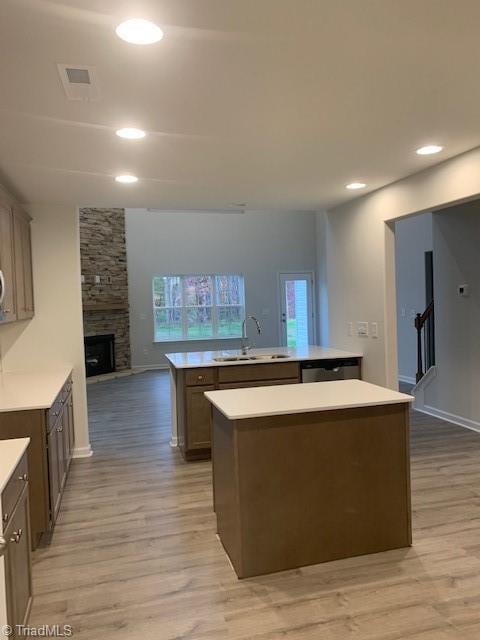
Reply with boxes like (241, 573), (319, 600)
(357, 321), (369, 337)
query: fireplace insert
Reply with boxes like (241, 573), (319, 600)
(84, 334), (115, 377)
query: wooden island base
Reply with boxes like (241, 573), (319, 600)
(212, 402), (412, 579)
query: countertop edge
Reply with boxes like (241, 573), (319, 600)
(206, 396), (413, 421)
(0, 367), (73, 413)
(0, 437), (30, 492)
(166, 348), (363, 369)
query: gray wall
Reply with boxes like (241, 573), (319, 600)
(125, 209), (318, 367)
(315, 211), (330, 346)
(395, 213), (433, 382)
(424, 201), (480, 424)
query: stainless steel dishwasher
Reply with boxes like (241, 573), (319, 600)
(301, 358), (361, 382)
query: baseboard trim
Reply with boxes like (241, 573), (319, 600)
(72, 445), (93, 458)
(415, 405), (480, 434)
(399, 375), (416, 385)
(132, 364), (169, 372)
(170, 436), (178, 448)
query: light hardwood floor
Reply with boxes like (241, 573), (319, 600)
(28, 371), (480, 639)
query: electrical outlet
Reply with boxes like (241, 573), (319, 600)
(357, 321), (369, 337)
(94, 275), (101, 284)
(371, 322), (379, 338)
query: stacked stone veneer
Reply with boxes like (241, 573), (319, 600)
(80, 208), (131, 371)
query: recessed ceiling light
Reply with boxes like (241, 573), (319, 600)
(115, 174), (138, 184)
(116, 127), (146, 140)
(346, 182), (366, 190)
(416, 144), (443, 156)
(115, 19), (164, 45)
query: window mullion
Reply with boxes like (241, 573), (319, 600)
(212, 276), (218, 338)
(181, 276), (188, 340)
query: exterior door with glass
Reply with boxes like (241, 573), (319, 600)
(279, 272), (315, 347)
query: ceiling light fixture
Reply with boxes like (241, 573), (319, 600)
(115, 174), (138, 184)
(116, 127), (146, 140)
(346, 182), (366, 190)
(416, 144), (443, 156)
(115, 19), (164, 45)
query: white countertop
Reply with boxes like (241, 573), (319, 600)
(0, 438), (30, 492)
(166, 345), (362, 369)
(0, 367), (72, 413)
(205, 379), (413, 420)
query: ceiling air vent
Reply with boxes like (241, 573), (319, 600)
(57, 64), (100, 101)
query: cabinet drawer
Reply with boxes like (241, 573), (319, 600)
(48, 377), (72, 432)
(2, 452), (28, 528)
(61, 377), (72, 403)
(185, 368), (215, 386)
(48, 400), (62, 432)
(218, 362), (300, 384)
(218, 378), (300, 390)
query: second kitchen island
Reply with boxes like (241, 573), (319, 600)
(205, 379), (413, 578)
(166, 346), (362, 460)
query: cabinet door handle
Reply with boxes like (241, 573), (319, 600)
(2, 513), (8, 523)
(10, 528), (23, 544)
(57, 425), (64, 432)
(197, 375), (203, 381)
(18, 473), (28, 482)
(0, 270), (5, 306)
(0, 536), (6, 556)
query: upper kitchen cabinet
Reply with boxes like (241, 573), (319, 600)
(0, 203), (34, 324)
(13, 208), (34, 320)
(0, 204), (17, 322)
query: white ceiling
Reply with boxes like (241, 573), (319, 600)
(1, 0), (480, 210)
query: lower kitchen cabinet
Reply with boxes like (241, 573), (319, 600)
(0, 376), (74, 549)
(174, 362), (301, 461)
(1, 447), (33, 638)
(185, 385), (216, 452)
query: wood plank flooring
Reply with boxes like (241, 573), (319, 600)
(28, 371), (480, 639)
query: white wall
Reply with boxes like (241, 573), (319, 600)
(125, 209), (318, 367)
(0, 204), (90, 456)
(422, 201), (480, 425)
(395, 213), (433, 383)
(324, 146), (480, 389)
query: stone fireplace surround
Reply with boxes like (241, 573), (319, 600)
(80, 207), (131, 372)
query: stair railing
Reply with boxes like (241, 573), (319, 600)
(414, 300), (435, 383)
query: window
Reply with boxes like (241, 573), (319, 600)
(153, 274), (245, 342)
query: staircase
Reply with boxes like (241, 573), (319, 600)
(414, 300), (435, 382)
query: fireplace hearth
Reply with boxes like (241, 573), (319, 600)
(84, 334), (115, 377)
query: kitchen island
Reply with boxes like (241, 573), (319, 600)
(205, 379), (413, 578)
(166, 346), (362, 460)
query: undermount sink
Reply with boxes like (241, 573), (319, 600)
(213, 353), (290, 362)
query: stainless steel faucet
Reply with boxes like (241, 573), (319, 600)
(241, 315), (262, 354)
